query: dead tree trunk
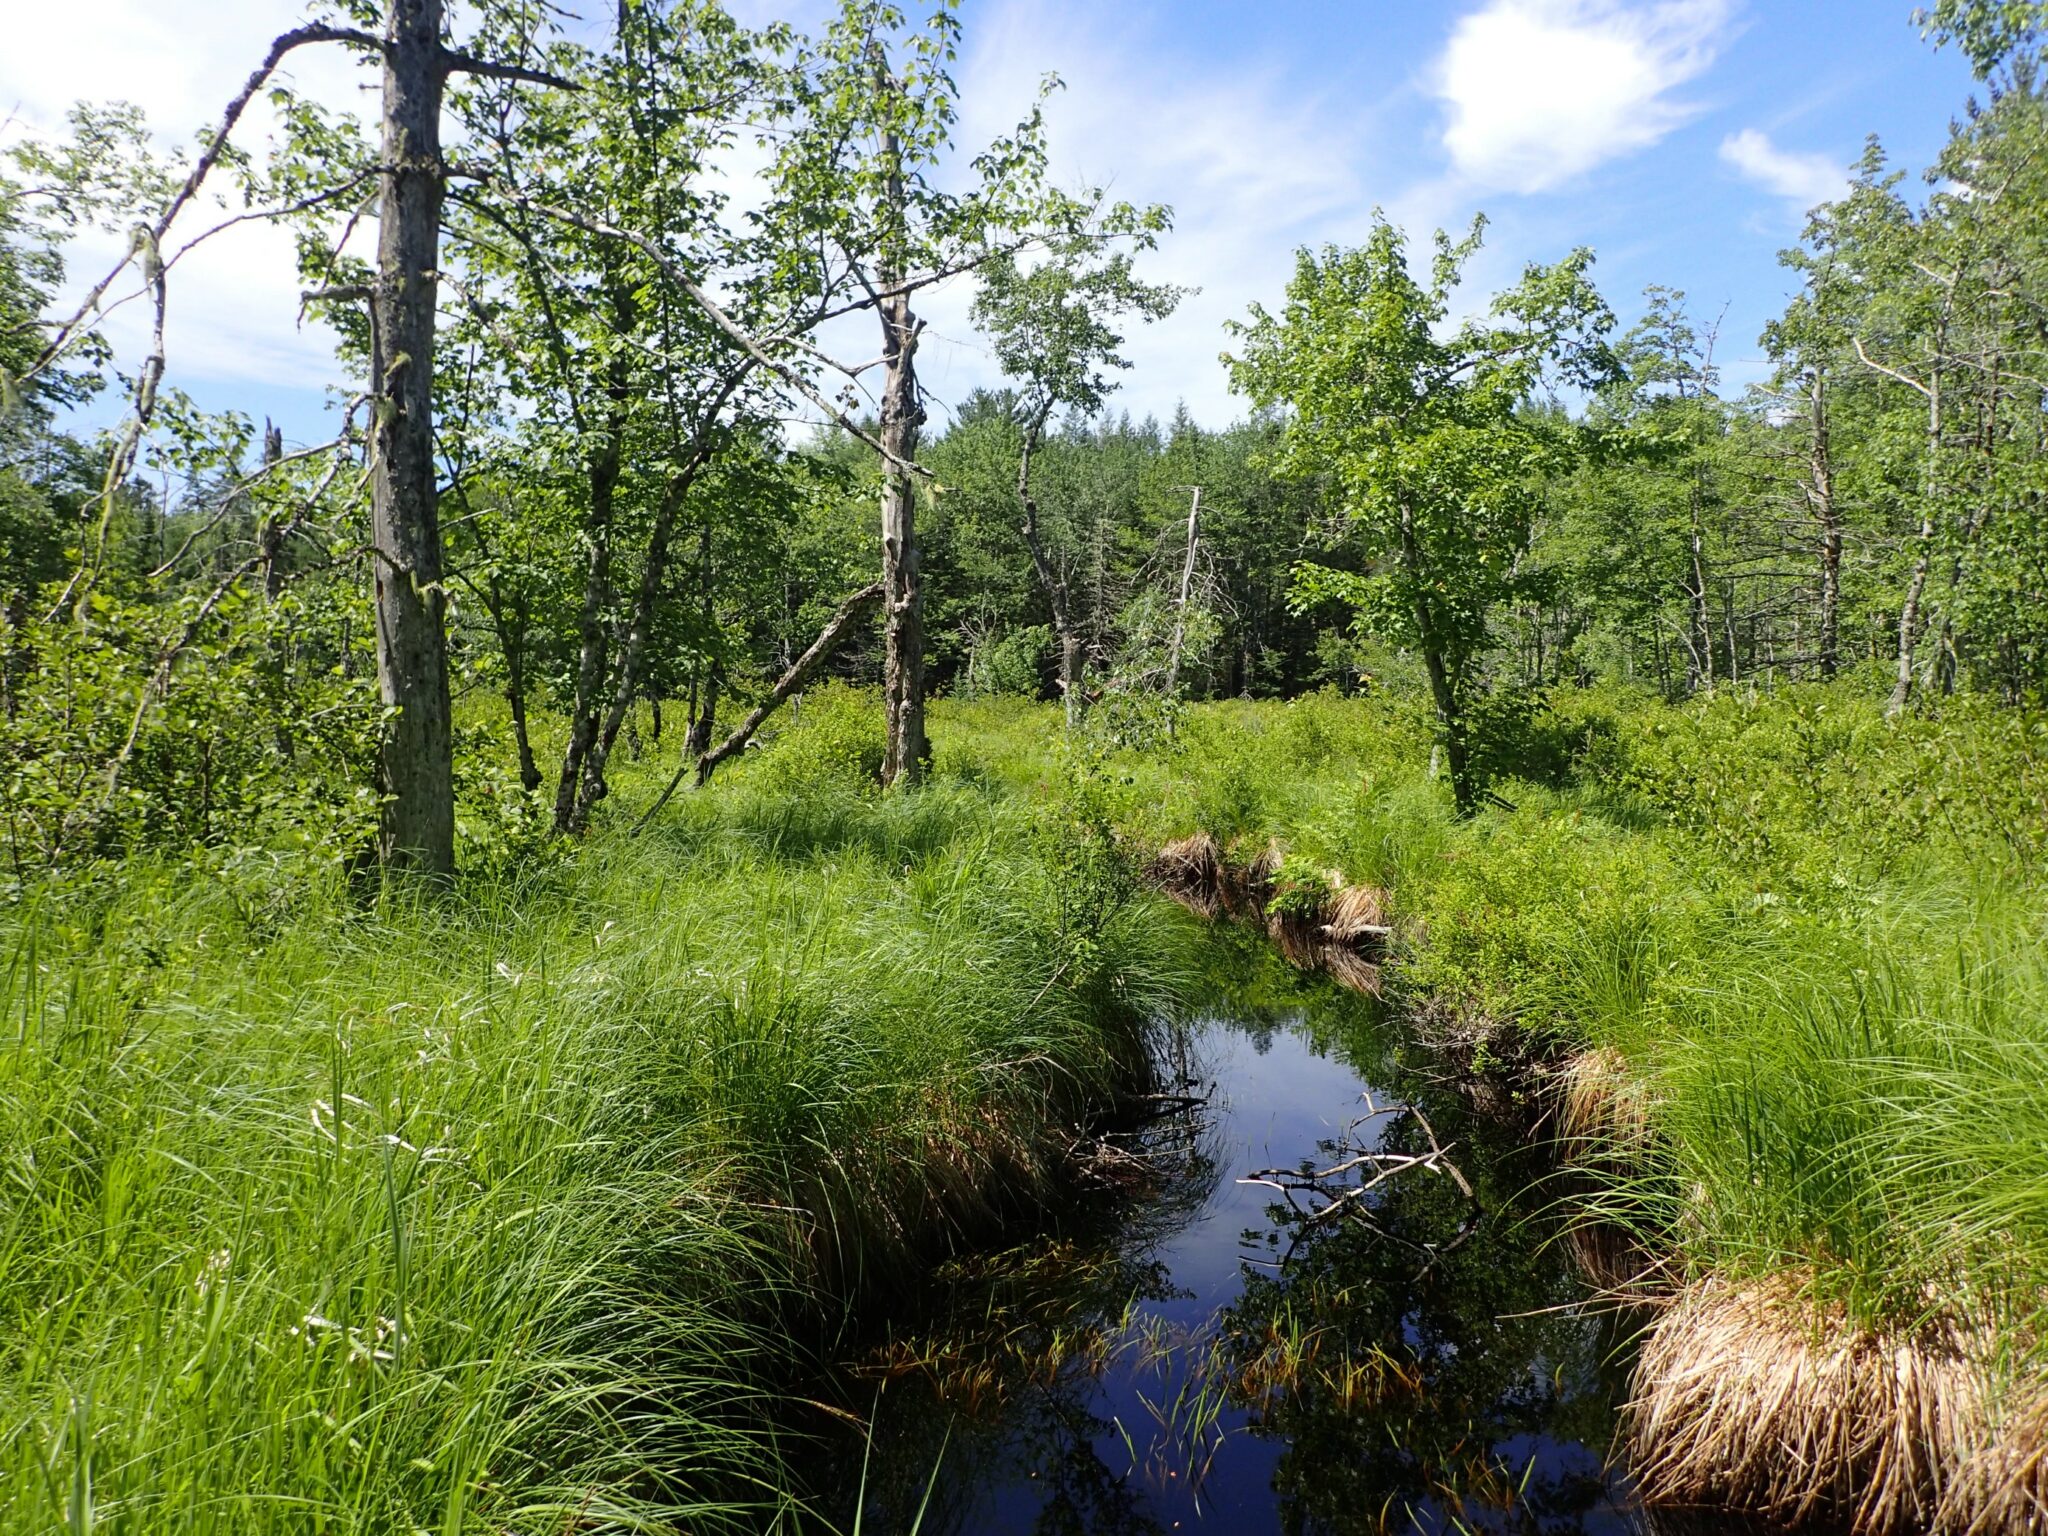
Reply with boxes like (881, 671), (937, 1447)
(632, 582), (883, 828)
(1809, 369), (1843, 679)
(258, 419), (285, 602)
(684, 657), (721, 757)
(369, 0), (456, 876)
(1164, 484), (1202, 696)
(873, 45), (927, 788)
(1687, 478), (1714, 694)
(1890, 366), (1942, 718)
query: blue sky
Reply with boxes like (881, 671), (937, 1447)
(1, 1), (1985, 450)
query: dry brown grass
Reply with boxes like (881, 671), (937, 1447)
(1148, 832), (1227, 918)
(1264, 898), (1329, 970)
(1557, 1047), (1653, 1160)
(1938, 1382), (2048, 1534)
(1229, 838), (1284, 920)
(1624, 1274), (1993, 1533)
(1550, 1048), (1671, 1299)
(1556, 1218), (1668, 1301)
(1317, 882), (1391, 996)
(1323, 882), (1390, 941)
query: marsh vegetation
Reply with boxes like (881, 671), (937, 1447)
(9, 0), (2048, 1531)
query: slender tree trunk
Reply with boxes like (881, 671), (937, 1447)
(1891, 520), (1936, 715)
(1890, 368), (1942, 718)
(1724, 582), (1740, 687)
(1163, 484), (1202, 697)
(1809, 370), (1842, 680)
(680, 516), (718, 753)
(258, 419), (285, 603)
(1688, 479), (1714, 694)
(499, 586), (541, 793)
(684, 657), (721, 757)
(369, 0), (455, 876)
(571, 463), (697, 828)
(257, 419), (295, 759)
(873, 46), (926, 786)
(1016, 409), (1082, 725)
(565, 364), (746, 830)
(1401, 501), (1471, 816)
(552, 290), (633, 832)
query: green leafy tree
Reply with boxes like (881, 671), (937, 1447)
(971, 225), (1184, 722)
(1225, 213), (1615, 813)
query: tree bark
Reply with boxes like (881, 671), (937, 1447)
(551, 284), (633, 832)
(369, 0), (455, 876)
(684, 657), (721, 757)
(491, 581), (541, 793)
(505, 641), (541, 793)
(1401, 500), (1471, 816)
(1809, 369), (1843, 679)
(1163, 484), (1202, 696)
(874, 44), (927, 788)
(1889, 365), (1942, 717)
(1687, 476), (1714, 694)
(258, 419), (285, 603)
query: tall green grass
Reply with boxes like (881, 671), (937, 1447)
(8, 672), (2045, 1531)
(0, 746), (1192, 1533)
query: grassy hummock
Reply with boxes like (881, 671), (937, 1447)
(0, 752), (1190, 1533)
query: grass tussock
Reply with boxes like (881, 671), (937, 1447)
(0, 733), (1196, 1534)
(1555, 1047), (1654, 1170)
(1624, 1275), (1991, 1534)
(1942, 1389), (2048, 1535)
(1148, 832), (1228, 919)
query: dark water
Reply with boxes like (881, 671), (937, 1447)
(819, 957), (1642, 1536)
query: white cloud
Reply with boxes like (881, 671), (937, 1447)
(2, 1), (377, 437)
(1434, 0), (1736, 194)
(1719, 127), (1844, 209)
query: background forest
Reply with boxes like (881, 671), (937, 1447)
(5, 1), (2048, 874)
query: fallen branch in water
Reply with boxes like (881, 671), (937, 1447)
(1240, 1093), (1479, 1266)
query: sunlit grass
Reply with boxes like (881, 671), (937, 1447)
(7, 674), (2046, 1529)
(0, 740), (1193, 1533)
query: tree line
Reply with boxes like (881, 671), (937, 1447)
(3, 0), (2047, 871)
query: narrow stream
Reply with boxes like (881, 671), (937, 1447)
(818, 949), (1643, 1534)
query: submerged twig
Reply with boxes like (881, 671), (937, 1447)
(1239, 1092), (1480, 1267)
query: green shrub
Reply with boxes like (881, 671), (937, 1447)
(743, 680), (887, 796)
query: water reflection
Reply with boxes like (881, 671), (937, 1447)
(813, 936), (1639, 1535)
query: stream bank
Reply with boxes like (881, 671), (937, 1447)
(1140, 824), (2043, 1535)
(806, 932), (1639, 1534)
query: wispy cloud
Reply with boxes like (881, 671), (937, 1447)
(1719, 127), (1844, 210)
(1434, 0), (1737, 194)
(933, 0), (1388, 426)
(0, 0), (367, 432)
